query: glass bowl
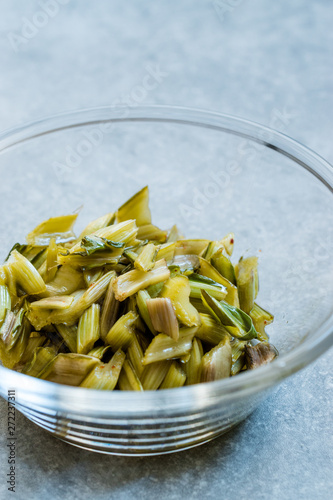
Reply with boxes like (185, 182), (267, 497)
(0, 105), (332, 456)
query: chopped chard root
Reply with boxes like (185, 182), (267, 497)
(245, 342), (278, 369)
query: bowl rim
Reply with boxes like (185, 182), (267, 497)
(0, 104), (332, 413)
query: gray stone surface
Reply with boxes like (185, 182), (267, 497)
(0, 1), (332, 499)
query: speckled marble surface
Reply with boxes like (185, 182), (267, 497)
(0, 1), (332, 499)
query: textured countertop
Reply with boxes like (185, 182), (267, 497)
(0, 1), (332, 499)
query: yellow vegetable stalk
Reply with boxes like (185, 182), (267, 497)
(204, 233), (235, 261)
(211, 250), (237, 285)
(140, 360), (171, 390)
(201, 290), (257, 341)
(231, 338), (247, 376)
(28, 270), (114, 329)
(117, 186), (151, 226)
(0, 307), (27, 350)
(77, 304), (101, 354)
(68, 220), (138, 259)
(58, 251), (124, 269)
(79, 212), (115, 239)
(137, 224), (167, 243)
(127, 332), (145, 377)
(56, 323), (78, 353)
(40, 353), (100, 385)
(44, 238), (58, 283)
(7, 250), (46, 295)
(160, 275), (201, 327)
(198, 257), (239, 307)
(118, 359), (143, 391)
(196, 313), (230, 346)
(184, 338), (203, 385)
(142, 327), (197, 365)
(26, 214), (78, 245)
(172, 254), (200, 274)
(41, 265), (85, 297)
(91, 219), (138, 245)
(160, 361), (186, 389)
(236, 256), (259, 313)
(19, 332), (46, 365)
(134, 243), (157, 272)
(30, 248), (48, 271)
(220, 233), (235, 256)
(188, 274), (227, 301)
(249, 303), (273, 342)
(112, 259), (170, 301)
(136, 290), (156, 335)
(167, 224), (183, 242)
(174, 239), (210, 256)
(87, 345), (112, 360)
(156, 242), (176, 263)
(201, 336), (232, 382)
(22, 346), (57, 377)
(0, 312), (31, 369)
(105, 310), (137, 351)
(2, 265), (17, 304)
(83, 267), (104, 287)
(189, 298), (208, 314)
(30, 296), (74, 310)
(100, 277), (120, 340)
(147, 297), (179, 340)
(80, 349), (125, 390)
(0, 266), (7, 286)
(0, 285), (11, 328)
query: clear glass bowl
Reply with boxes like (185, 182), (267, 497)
(0, 105), (332, 456)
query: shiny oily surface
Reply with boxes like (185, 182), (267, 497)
(0, 105), (332, 455)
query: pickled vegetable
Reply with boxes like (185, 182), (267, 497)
(0, 186), (277, 389)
